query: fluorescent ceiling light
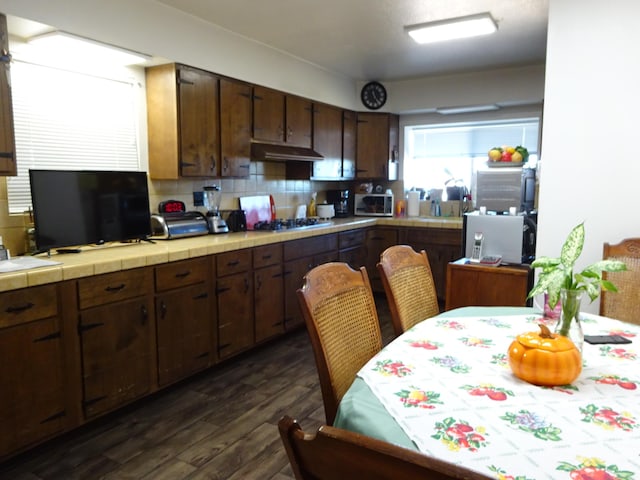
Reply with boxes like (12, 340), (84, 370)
(28, 31), (150, 66)
(436, 104), (500, 115)
(406, 13), (497, 44)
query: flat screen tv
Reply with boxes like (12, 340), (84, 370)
(29, 169), (152, 253)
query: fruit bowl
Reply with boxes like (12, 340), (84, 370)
(487, 161), (524, 168)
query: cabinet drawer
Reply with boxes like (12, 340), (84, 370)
(155, 258), (209, 292)
(284, 234), (338, 261)
(0, 284), (58, 328)
(217, 249), (251, 276)
(339, 229), (366, 249)
(78, 268), (152, 310)
(400, 227), (461, 246)
(253, 244), (282, 269)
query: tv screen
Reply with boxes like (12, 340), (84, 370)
(29, 169), (152, 253)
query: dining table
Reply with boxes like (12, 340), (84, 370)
(334, 306), (640, 479)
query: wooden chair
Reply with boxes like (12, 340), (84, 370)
(600, 238), (640, 324)
(377, 245), (439, 336)
(278, 416), (492, 480)
(297, 262), (382, 425)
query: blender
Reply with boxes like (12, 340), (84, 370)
(203, 185), (229, 234)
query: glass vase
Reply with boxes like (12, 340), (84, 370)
(555, 289), (584, 352)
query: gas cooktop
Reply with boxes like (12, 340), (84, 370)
(252, 218), (332, 232)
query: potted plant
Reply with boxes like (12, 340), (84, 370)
(527, 223), (627, 348)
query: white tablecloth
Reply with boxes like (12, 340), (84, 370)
(357, 311), (640, 479)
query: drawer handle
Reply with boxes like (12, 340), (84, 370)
(216, 286), (231, 295)
(40, 410), (66, 424)
(33, 331), (61, 343)
(262, 254), (272, 260)
(105, 284), (125, 293)
(6, 302), (35, 314)
(227, 260), (240, 267)
(175, 271), (191, 279)
(193, 292), (208, 300)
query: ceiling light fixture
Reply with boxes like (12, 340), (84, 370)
(28, 31), (151, 66)
(436, 104), (500, 115)
(406, 12), (497, 44)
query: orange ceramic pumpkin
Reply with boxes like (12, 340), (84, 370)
(508, 324), (582, 386)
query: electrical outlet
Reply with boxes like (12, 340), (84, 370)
(193, 191), (204, 207)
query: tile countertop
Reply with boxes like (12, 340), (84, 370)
(0, 216), (462, 292)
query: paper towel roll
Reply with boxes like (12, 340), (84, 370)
(407, 191), (420, 217)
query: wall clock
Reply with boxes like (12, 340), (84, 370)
(360, 81), (387, 110)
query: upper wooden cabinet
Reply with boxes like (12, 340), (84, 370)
(356, 112), (399, 180)
(253, 86), (312, 148)
(146, 64), (220, 179)
(311, 104), (356, 180)
(0, 14), (16, 176)
(219, 77), (252, 177)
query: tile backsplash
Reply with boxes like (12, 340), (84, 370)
(0, 161), (347, 256)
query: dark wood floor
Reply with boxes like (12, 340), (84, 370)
(0, 294), (394, 480)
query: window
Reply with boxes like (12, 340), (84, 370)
(7, 61), (142, 213)
(403, 119), (539, 200)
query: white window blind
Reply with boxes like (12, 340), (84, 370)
(7, 61), (140, 213)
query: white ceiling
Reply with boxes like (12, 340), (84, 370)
(153, 0), (549, 82)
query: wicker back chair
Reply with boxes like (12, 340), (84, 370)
(377, 245), (440, 336)
(278, 416), (492, 480)
(600, 238), (640, 325)
(297, 262), (382, 425)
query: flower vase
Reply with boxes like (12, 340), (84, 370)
(555, 289), (584, 352)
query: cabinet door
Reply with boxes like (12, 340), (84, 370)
(220, 77), (251, 177)
(178, 66), (219, 177)
(156, 285), (212, 386)
(0, 317), (66, 457)
(312, 103), (343, 180)
(366, 227), (399, 292)
(216, 272), (254, 359)
(253, 86), (285, 143)
(254, 263), (284, 342)
(356, 112), (388, 179)
(0, 14), (16, 176)
(283, 256), (313, 331)
(342, 109), (357, 179)
(79, 297), (154, 418)
(286, 95), (312, 148)
(339, 246), (367, 270)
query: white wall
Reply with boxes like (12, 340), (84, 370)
(537, 0), (640, 313)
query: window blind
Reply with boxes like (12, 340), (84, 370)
(7, 61), (140, 213)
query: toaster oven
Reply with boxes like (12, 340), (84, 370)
(354, 193), (394, 217)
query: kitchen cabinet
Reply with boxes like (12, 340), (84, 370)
(216, 249), (254, 359)
(445, 259), (533, 311)
(0, 285), (68, 458)
(356, 112), (399, 180)
(146, 63), (220, 179)
(155, 258), (213, 387)
(399, 227), (462, 306)
(311, 104), (356, 180)
(253, 244), (284, 343)
(219, 77), (252, 177)
(365, 227), (399, 292)
(283, 234), (339, 330)
(253, 86), (312, 147)
(0, 14), (16, 176)
(77, 268), (155, 418)
(338, 228), (367, 269)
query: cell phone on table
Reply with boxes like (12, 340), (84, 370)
(584, 335), (632, 345)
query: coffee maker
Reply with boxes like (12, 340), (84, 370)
(203, 185), (229, 234)
(326, 189), (352, 217)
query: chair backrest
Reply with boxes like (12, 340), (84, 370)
(377, 244), (440, 336)
(278, 416), (492, 480)
(297, 262), (382, 425)
(600, 238), (640, 324)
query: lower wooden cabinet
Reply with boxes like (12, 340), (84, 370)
(254, 244), (285, 343)
(365, 227), (399, 292)
(445, 259), (533, 310)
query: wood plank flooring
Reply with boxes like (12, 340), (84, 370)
(0, 294), (395, 480)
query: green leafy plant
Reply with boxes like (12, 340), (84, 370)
(527, 223), (627, 310)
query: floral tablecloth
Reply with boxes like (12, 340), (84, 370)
(356, 311), (640, 479)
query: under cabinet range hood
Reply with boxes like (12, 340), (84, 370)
(250, 142), (324, 162)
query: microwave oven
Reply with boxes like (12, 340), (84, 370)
(354, 193), (394, 217)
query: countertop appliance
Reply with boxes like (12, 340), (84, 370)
(150, 211), (209, 239)
(354, 193), (394, 217)
(251, 217), (331, 232)
(326, 189), (352, 217)
(204, 185), (229, 233)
